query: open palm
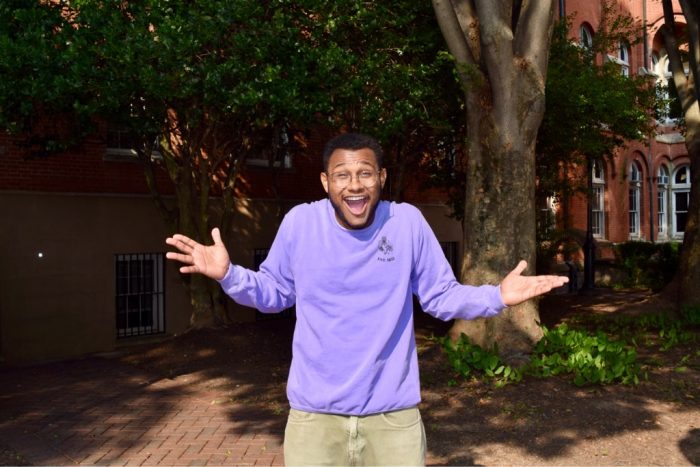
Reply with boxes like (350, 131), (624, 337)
(500, 260), (569, 306)
(165, 228), (230, 281)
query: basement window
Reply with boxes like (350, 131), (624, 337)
(116, 253), (165, 338)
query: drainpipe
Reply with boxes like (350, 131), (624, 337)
(582, 158), (596, 291)
(559, 0), (565, 19)
(643, 0), (656, 242)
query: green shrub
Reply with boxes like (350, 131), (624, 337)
(443, 325), (640, 387)
(613, 241), (679, 291)
(441, 335), (522, 387)
(442, 304), (699, 388)
(680, 305), (700, 326)
(529, 324), (640, 386)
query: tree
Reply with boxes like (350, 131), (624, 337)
(302, 1), (464, 202)
(1, 0), (463, 327)
(431, 0), (557, 355)
(659, 0), (700, 308)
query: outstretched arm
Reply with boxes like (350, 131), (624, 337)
(500, 260), (568, 306)
(165, 228), (230, 281)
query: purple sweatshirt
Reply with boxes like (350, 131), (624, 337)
(218, 199), (505, 416)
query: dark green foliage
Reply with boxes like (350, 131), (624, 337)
(443, 326), (639, 387)
(441, 335), (523, 388)
(442, 304), (700, 388)
(529, 324), (640, 386)
(613, 241), (680, 291)
(571, 306), (699, 351)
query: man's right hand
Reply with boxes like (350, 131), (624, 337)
(165, 227), (230, 281)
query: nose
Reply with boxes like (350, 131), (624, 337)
(347, 174), (364, 190)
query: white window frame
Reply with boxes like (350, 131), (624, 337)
(657, 165), (669, 238)
(619, 41), (630, 76)
(246, 154), (293, 169)
(671, 165), (691, 238)
(247, 124), (293, 169)
(592, 160), (606, 238)
(629, 163), (642, 237)
(105, 126), (162, 161)
(579, 24), (593, 50)
(606, 41), (630, 76)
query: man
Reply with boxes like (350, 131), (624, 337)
(165, 133), (568, 466)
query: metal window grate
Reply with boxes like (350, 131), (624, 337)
(253, 248), (294, 320)
(115, 253), (165, 338)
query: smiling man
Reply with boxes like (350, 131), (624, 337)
(165, 132), (568, 466)
(320, 135), (386, 230)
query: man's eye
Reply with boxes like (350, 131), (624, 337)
(359, 171), (373, 178)
(335, 173), (350, 180)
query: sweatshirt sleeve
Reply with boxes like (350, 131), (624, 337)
(217, 212), (296, 313)
(410, 211), (505, 321)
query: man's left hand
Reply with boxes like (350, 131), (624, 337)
(500, 260), (569, 306)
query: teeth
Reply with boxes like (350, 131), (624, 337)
(346, 196), (366, 201)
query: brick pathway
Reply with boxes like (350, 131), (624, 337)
(0, 357), (285, 466)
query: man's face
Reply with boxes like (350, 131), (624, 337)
(320, 148), (387, 230)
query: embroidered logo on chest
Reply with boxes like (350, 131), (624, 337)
(377, 236), (396, 262)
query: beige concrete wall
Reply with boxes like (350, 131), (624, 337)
(220, 197), (299, 322)
(0, 192), (191, 365)
(417, 203), (463, 244)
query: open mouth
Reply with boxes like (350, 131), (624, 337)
(344, 195), (369, 215)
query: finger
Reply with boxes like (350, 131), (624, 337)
(211, 227), (223, 246)
(170, 234), (199, 249)
(166, 251), (192, 264)
(179, 265), (200, 274)
(509, 260), (527, 277)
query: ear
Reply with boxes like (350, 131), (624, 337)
(379, 168), (387, 189)
(320, 171), (329, 194)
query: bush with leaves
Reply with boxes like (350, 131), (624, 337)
(613, 241), (679, 291)
(528, 324), (640, 386)
(441, 335), (523, 388)
(443, 323), (640, 387)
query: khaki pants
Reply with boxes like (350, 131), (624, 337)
(283, 407), (426, 466)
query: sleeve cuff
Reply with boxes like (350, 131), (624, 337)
(495, 284), (507, 310)
(217, 263), (238, 286)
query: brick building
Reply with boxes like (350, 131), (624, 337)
(559, 0), (689, 259)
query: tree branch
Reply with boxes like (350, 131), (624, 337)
(678, 0), (700, 104)
(475, 0), (514, 134)
(514, 0), (555, 75)
(432, 0), (475, 73)
(661, 0), (693, 113)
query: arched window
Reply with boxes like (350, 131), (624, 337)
(672, 165), (691, 237)
(629, 162), (642, 237)
(657, 165), (670, 237)
(592, 160), (606, 238)
(619, 41), (630, 76)
(580, 24), (593, 49)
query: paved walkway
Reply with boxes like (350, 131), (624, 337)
(0, 289), (664, 466)
(0, 355), (285, 466)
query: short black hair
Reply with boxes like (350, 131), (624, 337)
(322, 133), (384, 171)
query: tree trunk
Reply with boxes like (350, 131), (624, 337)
(433, 0), (555, 356)
(660, 0), (700, 310)
(170, 142), (232, 328)
(676, 133), (700, 308)
(449, 87), (543, 356)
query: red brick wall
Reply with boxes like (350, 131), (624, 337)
(0, 132), (173, 194)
